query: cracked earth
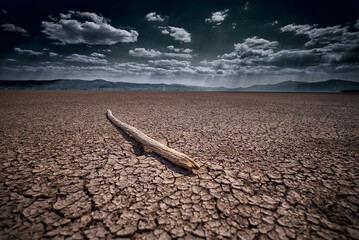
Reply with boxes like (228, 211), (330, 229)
(0, 91), (359, 239)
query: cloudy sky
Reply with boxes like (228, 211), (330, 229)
(1, 0), (359, 87)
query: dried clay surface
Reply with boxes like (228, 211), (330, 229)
(0, 91), (358, 240)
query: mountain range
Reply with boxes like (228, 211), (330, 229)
(1, 79), (359, 92)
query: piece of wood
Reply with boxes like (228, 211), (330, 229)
(106, 110), (200, 171)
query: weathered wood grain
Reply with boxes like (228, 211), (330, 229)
(106, 109), (200, 170)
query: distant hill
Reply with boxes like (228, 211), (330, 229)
(241, 80), (359, 92)
(0, 79), (214, 91)
(0, 79), (359, 92)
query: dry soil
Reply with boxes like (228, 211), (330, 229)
(0, 91), (358, 239)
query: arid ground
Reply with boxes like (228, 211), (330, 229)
(0, 91), (358, 240)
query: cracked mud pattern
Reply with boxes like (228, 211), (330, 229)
(0, 91), (359, 240)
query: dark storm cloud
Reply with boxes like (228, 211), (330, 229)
(1, 23), (28, 36)
(41, 11), (138, 45)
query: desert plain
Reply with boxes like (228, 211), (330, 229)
(0, 90), (358, 239)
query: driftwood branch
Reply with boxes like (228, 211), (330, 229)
(106, 110), (200, 171)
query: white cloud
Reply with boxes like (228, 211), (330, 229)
(145, 12), (164, 22)
(205, 9), (229, 25)
(195, 66), (216, 74)
(76, 11), (110, 24)
(268, 49), (327, 67)
(280, 23), (359, 48)
(52, 42), (66, 46)
(129, 48), (192, 59)
(59, 11), (73, 19)
(159, 26), (191, 42)
(7, 59), (16, 62)
(49, 52), (59, 57)
(48, 15), (57, 21)
(244, 2), (249, 11)
(14, 47), (43, 56)
(279, 22), (359, 66)
(355, 20), (359, 30)
(41, 11), (138, 45)
(239, 36), (279, 49)
(129, 48), (162, 58)
(4, 17), (359, 87)
(149, 59), (191, 68)
(280, 24), (315, 35)
(219, 36), (278, 59)
(167, 45), (192, 53)
(4, 53), (359, 87)
(1, 23), (28, 35)
(210, 21), (359, 75)
(65, 54), (108, 64)
(167, 45), (175, 51)
(163, 53), (192, 59)
(91, 52), (105, 57)
(2, 60), (202, 82)
(214, 40), (336, 70)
